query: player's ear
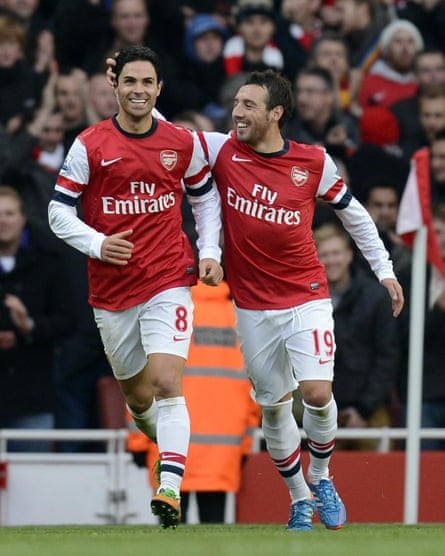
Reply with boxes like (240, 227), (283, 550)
(272, 105), (284, 123)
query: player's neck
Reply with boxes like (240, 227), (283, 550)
(249, 131), (285, 154)
(116, 112), (153, 134)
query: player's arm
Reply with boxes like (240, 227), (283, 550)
(49, 202), (134, 265)
(184, 131), (223, 285)
(317, 153), (404, 317)
(48, 139), (134, 265)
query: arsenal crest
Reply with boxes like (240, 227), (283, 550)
(160, 150), (178, 171)
(291, 166), (309, 187)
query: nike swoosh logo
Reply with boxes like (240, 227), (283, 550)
(319, 359), (331, 365)
(101, 157), (122, 167)
(173, 336), (187, 342)
(232, 154), (252, 162)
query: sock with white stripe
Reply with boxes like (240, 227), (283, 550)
(303, 395), (338, 484)
(261, 399), (311, 502)
(156, 396), (190, 497)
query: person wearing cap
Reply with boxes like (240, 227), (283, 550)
(223, 0), (284, 76)
(357, 19), (424, 111)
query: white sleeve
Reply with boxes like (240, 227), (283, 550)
(152, 107), (166, 121)
(335, 196), (396, 281)
(187, 185), (222, 263)
(48, 200), (106, 259)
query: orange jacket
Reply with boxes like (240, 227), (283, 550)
(127, 280), (260, 492)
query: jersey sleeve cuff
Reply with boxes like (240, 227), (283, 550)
(89, 233), (107, 259)
(199, 246), (222, 263)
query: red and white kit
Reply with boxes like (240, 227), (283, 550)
(201, 131), (394, 311)
(200, 131), (395, 400)
(49, 116), (221, 311)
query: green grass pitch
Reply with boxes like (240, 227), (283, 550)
(1, 524), (445, 556)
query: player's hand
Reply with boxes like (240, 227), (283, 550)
(105, 54), (118, 87)
(381, 278), (404, 317)
(101, 229), (134, 265)
(199, 259), (224, 286)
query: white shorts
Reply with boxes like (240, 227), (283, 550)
(93, 287), (193, 380)
(235, 299), (335, 405)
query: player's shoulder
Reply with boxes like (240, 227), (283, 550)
(288, 138), (325, 157)
(202, 130), (232, 151)
(78, 119), (114, 145)
(287, 139), (327, 166)
(156, 118), (196, 143)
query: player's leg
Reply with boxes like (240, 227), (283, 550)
(235, 306), (315, 531)
(288, 299), (346, 530)
(140, 287), (194, 528)
(93, 305), (158, 441)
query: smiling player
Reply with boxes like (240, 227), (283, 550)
(198, 69), (404, 531)
(48, 46), (223, 529)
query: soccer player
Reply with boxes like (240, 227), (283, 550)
(198, 70), (404, 531)
(48, 46), (223, 529)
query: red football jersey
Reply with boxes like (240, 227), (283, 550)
(54, 117), (213, 310)
(202, 132), (361, 310)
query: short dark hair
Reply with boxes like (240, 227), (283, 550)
(296, 66), (335, 92)
(114, 46), (162, 84)
(309, 31), (348, 62)
(244, 69), (294, 128)
(0, 185), (26, 215)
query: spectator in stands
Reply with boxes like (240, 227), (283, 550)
(274, 0), (324, 83)
(357, 18), (423, 112)
(223, 0), (284, 76)
(335, 0), (390, 114)
(398, 203), (445, 450)
(2, 107), (65, 229)
(0, 13), (45, 133)
(362, 179), (411, 275)
(0, 186), (74, 452)
(391, 49), (445, 159)
(53, 0), (111, 69)
(54, 67), (89, 151)
(347, 105), (410, 195)
(418, 88), (445, 148)
(314, 223), (401, 450)
(53, 245), (114, 454)
(396, 0), (445, 53)
(285, 66), (359, 159)
(308, 31), (352, 110)
(54, 0), (191, 118)
(86, 72), (119, 125)
(1, 0), (56, 71)
(181, 13), (229, 127)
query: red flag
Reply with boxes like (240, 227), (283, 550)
(396, 147), (445, 275)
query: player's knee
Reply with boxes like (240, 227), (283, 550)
(299, 381), (332, 409)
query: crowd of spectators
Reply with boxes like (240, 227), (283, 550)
(1, 0), (445, 452)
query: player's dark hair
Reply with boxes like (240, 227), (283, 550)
(244, 69), (294, 128)
(114, 46), (162, 84)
